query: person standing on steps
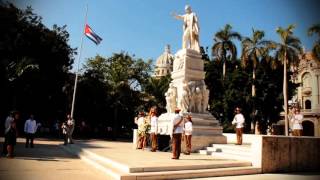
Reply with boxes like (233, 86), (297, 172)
(149, 107), (158, 152)
(183, 115), (193, 155)
(171, 108), (184, 159)
(232, 107), (245, 145)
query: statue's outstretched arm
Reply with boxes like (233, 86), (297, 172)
(171, 12), (184, 20)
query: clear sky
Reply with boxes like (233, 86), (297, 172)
(12, 0), (320, 71)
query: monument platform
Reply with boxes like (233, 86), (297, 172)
(62, 139), (261, 180)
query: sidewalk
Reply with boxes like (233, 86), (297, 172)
(0, 138), (108, 180)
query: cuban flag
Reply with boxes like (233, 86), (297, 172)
(84, 24), (102, 45)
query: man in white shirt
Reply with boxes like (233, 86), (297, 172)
(232, 107), (245, 145)
(24, 114), (37, 148)
(171, 108), (184, 159)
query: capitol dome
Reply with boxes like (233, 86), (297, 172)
(154, 45), (174, 78)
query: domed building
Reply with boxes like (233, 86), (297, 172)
(293, 52), (320, 136)
(154, 45), (174, 78)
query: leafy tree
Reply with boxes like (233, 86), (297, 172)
(0, 3), (75, 131)
(308, 24), (320, 60)
(79, 53), (152, 139)
(275, 25), (302, 136)
(144, 75), (171, 114)
(212, 24), (241, 79)
(205, 58), (251, 129)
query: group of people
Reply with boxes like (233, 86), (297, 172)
(2, 112), (38, 158)
(2, 111), (75, 158)
(135, 107), (158, 151)
(231, 106), (304, 146)
(134, 107), (193, 160)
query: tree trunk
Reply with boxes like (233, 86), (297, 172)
(223, 61), (226, 79)
(283, 53), (289, 136)
(252, 67), (257, 134)
(252, 68), (256, 97)
(112, 106), (118, 140)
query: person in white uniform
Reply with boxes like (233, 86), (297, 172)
(232, 107), (245, 145)
(171, 108), (184, 159)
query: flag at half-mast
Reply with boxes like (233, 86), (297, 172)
(84, 24), (102, 45)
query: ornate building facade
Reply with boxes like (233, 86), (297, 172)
(292, 52), (320, 136)
(154, 45), (174, 78)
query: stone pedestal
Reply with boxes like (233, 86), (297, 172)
(158, 48), (226, 152)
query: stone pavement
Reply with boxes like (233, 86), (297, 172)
(0, 138), (108, 180)
(0, 138), (319, 180)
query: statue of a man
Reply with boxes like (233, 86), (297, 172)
(194, 87), (203, 113)
(165, 83), (177, 113)
(180, 80), (191, 112)
(172, 5), (200, 52)
(202, 85), (209, 113)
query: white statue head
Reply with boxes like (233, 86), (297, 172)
(196, 87), (201, 93)
(185, 5), (192, 14)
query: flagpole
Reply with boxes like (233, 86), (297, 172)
(70, 4), (88, 119)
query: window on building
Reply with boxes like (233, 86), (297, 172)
(305, 100), (311, 109)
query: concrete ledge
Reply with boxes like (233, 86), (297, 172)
(222, 133), (320, 173)
(261, 135), (320, 173)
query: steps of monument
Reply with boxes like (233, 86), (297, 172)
(192, 119), (220, 126)
(199, 143), (252, 161)
(192, 125), (223, 130)
(120, 166), (261, 180)
(62, 142), (260, 180)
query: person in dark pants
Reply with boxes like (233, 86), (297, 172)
(171, 108), (184, 159)
(66, 114), (74, 144)
(2, 112), (14, 155)
(6, 120), (17, 158)
(61, 122), (68, 145)
(232, 107), (245, 145)
(24, 114), (37, 148)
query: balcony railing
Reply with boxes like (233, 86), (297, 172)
(302, 87), (312, 95)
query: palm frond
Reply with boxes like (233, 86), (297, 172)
(308, 24), (320, 36)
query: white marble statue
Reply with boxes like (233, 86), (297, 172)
(202, 85), (209, 113)
(165, 83), (177, 113)
(195, 87), (203, 113)
(188, 81), (196, 112)
(180, 80), (191, 112)
(172, 5), (200, 52)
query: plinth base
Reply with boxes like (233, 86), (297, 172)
(157, 112), (226, 152)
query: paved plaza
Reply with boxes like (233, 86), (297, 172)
(0, 138), (319, 180)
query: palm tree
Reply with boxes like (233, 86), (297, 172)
(275, 25), (302, 136)
(212, 24), (241, 79)
(241, 29), (276, 134)
(241, 28), (276, 97)
(308, 24), (320, 60)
